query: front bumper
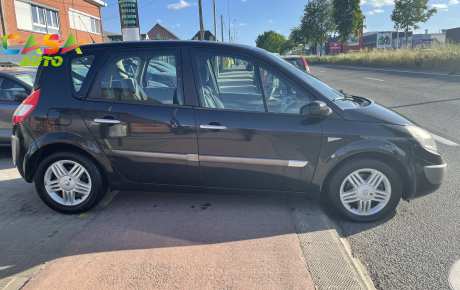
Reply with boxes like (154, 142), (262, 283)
(423, 163), (447, 184)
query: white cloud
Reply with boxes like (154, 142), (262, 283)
(171, 25), (175, 28)
(432, 3), (448, 10)
(268, 20), (273, 22)
(176, 23), (181, 27)
(449, 0), (459, 4)
(157, 19), (162, 23)
(276, 29), (282, 33)
(361, 0), (367, 4)
(242, 0), (247, 2)
(167, 0), (197, 10)
(363, 0), (394, 7)
(366, 9), (384, 15)
(239, 23), (246, 26)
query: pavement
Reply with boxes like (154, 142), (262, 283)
(0, 146), (369, 289)
(309, 63), (460, 290)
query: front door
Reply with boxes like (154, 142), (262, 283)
(80, 48), (199, 185)
(190, 49), (323, 193)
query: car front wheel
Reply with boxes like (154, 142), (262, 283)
(326, 158), (402, 222)
(35, 151), (107, 214)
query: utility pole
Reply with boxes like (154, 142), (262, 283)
(233, 20), (236, 43)
(198, 0), (204, 40)
(228, 0), (230, 42)
(213, 0), (217, 41)
(221, 15), (224, 42)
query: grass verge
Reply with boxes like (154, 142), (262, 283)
(304, 44), (460, 72)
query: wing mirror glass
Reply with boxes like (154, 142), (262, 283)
(14, 93), (29, 102)
(310, 101), (332, 116)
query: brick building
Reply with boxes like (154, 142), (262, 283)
(146, 23), (180, 40)
(0, 0), (107, 46)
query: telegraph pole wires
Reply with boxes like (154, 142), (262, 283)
(213, 0), (217, 41)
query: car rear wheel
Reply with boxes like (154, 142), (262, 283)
(326, 158), (402, 222)
(35, 151), (107, 214)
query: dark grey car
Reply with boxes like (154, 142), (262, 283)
(0, 68), (36, 146)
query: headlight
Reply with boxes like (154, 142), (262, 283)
(406, 126), (437, 151)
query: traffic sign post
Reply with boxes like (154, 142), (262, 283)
(118, 0), (140, 41)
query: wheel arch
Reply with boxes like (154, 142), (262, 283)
(320, 150), (413, 200)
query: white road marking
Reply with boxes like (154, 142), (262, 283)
(319, 70), (325, 72)
(431, 133), (459, 146)
(318, 64), (460, 76)
(364, 77), (384, 81)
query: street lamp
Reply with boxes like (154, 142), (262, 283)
(236, 31), (239, 44)
(233, 20), (236, 43)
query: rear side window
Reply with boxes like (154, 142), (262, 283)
(284, 58), (305, 71)
(92, 49), (182, 105)
(0, 77), (30, 100)
(71, 56), (95, 92)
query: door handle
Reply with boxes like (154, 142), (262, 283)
(94, 118), (121, 124)
(200, 125), (227, 130)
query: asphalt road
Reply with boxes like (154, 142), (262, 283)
(309, 64), (460, 290)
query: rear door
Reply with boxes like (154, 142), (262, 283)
(80, 48), (199, 185)
(190, 49), (323, 193)
(0, 76), (31, 145)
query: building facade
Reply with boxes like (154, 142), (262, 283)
(0, 0), (107, 46)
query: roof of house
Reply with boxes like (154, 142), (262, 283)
(147, 24), (181, 40)
(103, 31), (121, 42)
(192, 30), (215, 40)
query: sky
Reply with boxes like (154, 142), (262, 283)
(100, 0), (460, 46)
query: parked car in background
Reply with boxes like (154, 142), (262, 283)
(282, 55), (310, 74)
(0, 67), (36, 146)
(12, 41), (445, 222)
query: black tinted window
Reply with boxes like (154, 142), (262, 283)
(192, 50), (264, 112)
(71, 56), (95, 92)
(0, 77), (29, 100)
(95, 50), (182, 105)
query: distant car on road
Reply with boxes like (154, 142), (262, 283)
(282, 55), (310, 74)
(0, 67), (36, 146)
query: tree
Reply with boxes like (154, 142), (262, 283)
(280, 39), (296, 55)
(255, 30), (287, 54)
(391, 0), (437, 47)
(300, 0), (336, 56)
(332, 0), (366, 47)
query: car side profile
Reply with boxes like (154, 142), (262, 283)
(12, 41), (446, 222)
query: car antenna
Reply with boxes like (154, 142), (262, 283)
(78, 16), (96, 44)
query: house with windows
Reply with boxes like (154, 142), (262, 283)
(0, 0), (107, 47)
(146, 23), (180, 40)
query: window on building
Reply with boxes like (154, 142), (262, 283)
(29, 5), (60, 34)
(69, 9), (101, 34)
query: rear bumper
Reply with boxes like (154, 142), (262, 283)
(423, 163), (447, 185)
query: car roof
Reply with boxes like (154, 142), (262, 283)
(0, 67), (37, 75)
(78, 40), (268, 58)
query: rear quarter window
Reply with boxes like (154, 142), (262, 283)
(71, 55), (95, 92)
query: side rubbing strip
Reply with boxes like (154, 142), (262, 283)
(112, 150), (199, 162)
(200, 155), (308, 167)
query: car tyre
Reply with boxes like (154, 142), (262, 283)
(35, 151), (107, 214)
(326, 158), (402, 222)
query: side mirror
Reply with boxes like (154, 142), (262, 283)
(310, 101), (332, 116)
(14, 93), (29, 102)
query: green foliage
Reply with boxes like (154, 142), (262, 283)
(280, 39), (297, 55)
(332, 0), (365, 44)
(300, 0), (336, 55)
(391, 0), (437, 46)
(255, 30), (287, 54)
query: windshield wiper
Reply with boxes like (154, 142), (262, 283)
(333, 89), (354, 102)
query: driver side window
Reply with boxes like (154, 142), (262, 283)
(259, 65), (314, 115)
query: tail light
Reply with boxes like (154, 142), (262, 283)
(301, 57), (310, 74)
(12, 89), (40, 124)
(263, 70), (267, 83)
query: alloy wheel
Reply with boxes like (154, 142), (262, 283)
(339, 168), (391, 216)
(44, 160), (92, 206)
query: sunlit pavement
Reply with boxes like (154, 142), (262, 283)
(0, 149), (315, 289)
